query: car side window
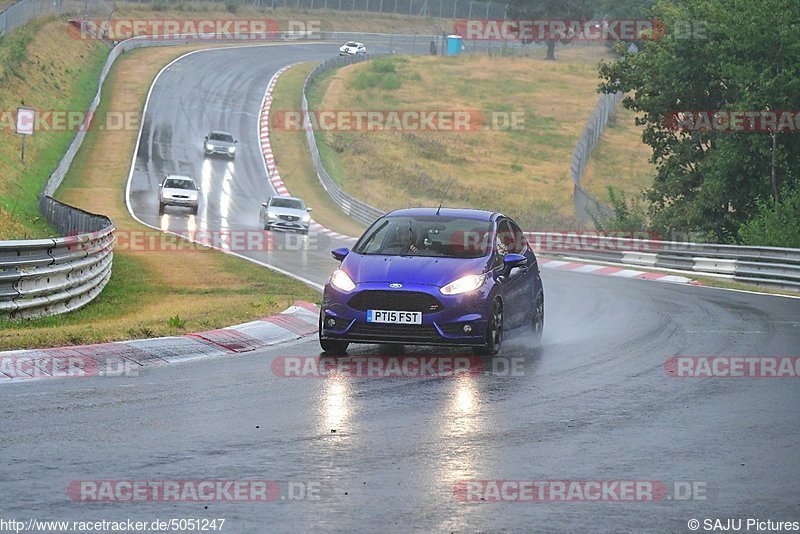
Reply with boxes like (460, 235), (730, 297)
(493, 220), (511, 268)
(508, 220), (529, 254)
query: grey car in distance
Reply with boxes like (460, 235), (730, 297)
(204, 130), (237, 159)
(260, 196), (312, 234)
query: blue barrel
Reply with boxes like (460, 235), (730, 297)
(446, 35), (464, 56)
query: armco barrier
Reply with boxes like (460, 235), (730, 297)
(1, 199), (114, 319)
(526, 232), (800, 291)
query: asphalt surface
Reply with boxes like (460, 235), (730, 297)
(2, 44), (800, 533)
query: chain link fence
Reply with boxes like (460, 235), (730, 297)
(0, 0), (113, 35)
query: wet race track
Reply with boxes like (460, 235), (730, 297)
(2, 44), (800, 533)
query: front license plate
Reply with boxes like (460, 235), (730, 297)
(366, 310), (422, 324)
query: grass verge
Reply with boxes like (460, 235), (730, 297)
(0, 19), (108, 239)
(307, 46), (654, 230)
(0, 37), (319, 350)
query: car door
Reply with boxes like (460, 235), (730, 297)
(494, 219), (527, 330)
(507, 219), (539, 326)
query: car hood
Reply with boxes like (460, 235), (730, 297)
(161, 187), (198, 199)
(265, 206), (307, 217)
(343, 253), (489, 287)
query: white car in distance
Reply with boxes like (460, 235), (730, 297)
(159, 175), (200, 215)
(339, 41), (367, 55)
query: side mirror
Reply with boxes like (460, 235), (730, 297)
(331, 247), (350, 262)
(234, 140), (238, 144)
(159, 182), (164, 188)
(261, 202), (269, 208)
(204, 136), (208, 141)
(503, 253), (527, 275)
(307, 207), (313, 212)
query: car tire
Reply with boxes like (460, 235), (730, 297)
(474, 298), (503, 356)
(531, 292), (544, 343)
(158, 203), (165, 214)
(191, 207), (198, 215)
(264, 224), (271, 231)
(301, 228), (309, 235)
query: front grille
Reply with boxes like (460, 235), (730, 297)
(171, 195), (189, 199)
(348, 291), (442, 313)
(279, 215), (300, 221)
(347, 322), (439, 340)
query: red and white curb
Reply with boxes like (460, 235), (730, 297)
(0, 301), (320, 383)
(258, 65), (357, 243)
(538, 258), (698, 285)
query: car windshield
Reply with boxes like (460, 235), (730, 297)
(208, 132), (234, 142)
(270, 198), (305, 210)
(163, 178), (196, 190)
(345, 42), (358, 47)
(352, 215), (492, 258)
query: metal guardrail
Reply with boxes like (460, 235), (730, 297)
(526, 232), (800, 291)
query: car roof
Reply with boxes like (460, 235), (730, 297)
(165, 174), (195, 182)
(385, 207), (498, 221)
(208, 130), (234, 136)
(270, 195), (304, 202)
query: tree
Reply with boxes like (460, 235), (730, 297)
(506, 0), (594, 60)
(598, 0), (800, 242)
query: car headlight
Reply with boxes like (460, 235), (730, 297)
(440, 274), (486, 295)
(267, 210), (277, 219)
(330, 269), (356, 292)
(205, 143), (213, 151)
(228, 146), (235, 153)
(302, 213), (310, 222)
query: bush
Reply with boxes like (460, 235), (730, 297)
(738, 187), (800, 248)
(591, 186), (648, 232)
(225, 0), (240, 13)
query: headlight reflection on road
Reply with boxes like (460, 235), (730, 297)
(199, 159), (214, 232)
(321, 376), (351, 432)
(218, 162), (234, 230)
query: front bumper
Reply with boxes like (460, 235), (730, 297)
(205, 146), (236, 158)
(161, 197), (198, 207)
(266, 218), (310, 232)
(320, 282), (491, 347)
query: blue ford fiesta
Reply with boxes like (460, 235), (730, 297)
(319, 208), (544, 355)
